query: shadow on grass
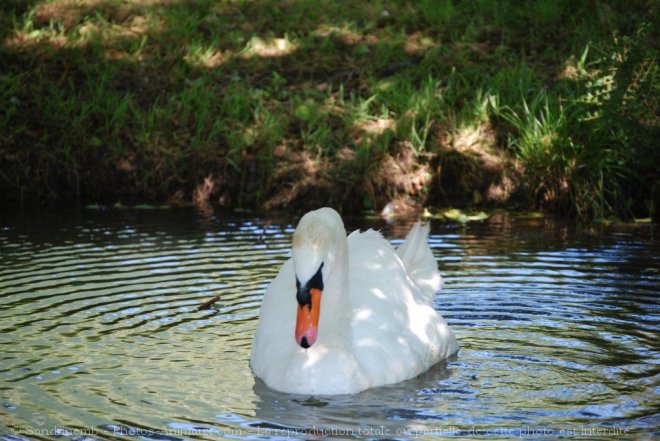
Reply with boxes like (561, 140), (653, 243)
(0, 0), (656, 217)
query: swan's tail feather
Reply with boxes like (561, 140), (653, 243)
(396, 221), (443, 303)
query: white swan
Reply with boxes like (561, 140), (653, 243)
(250, 207), (457, 395)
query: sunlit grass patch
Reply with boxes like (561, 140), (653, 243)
(183, 41), (227, 68)
(241, 35), (297, 59)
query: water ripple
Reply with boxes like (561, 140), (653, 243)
(1, 210), (658, 440)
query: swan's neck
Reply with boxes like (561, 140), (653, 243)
(317, 234), (352, 348)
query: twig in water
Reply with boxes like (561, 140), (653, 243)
(198, 295), (220, 311)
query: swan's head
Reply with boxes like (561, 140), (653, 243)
(291, 208), (345, 349)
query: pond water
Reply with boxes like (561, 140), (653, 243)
(1, 208), (658, 441)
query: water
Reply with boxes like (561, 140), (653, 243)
(1, 208), (658, 441)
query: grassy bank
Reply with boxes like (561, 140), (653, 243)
(1, 0), (658, 219)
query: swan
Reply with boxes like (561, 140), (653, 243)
(250, 207), (457, 395)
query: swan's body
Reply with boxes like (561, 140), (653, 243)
(250, 208), (457, 395)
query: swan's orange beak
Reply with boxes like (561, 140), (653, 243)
(295, 288), (321, 349)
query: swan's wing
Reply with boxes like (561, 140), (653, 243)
(396, 221), (442, 303)
(346, 229), (455, 386)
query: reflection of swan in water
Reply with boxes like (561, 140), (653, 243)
(249, 359), (455, 438)
(250, 207), (458, 395)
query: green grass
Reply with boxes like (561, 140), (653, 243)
(490, 91), (618, 218)
(0, 0), (657, 219)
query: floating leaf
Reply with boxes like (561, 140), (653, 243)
(465, 211), (489, 221)
(515, 212), (544, 219)
(428, 208), (491, 223)
(442, 208), (467, 222)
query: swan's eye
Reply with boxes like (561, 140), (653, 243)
(295, 262), (323, 307)
(308, 262), (324, 291)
